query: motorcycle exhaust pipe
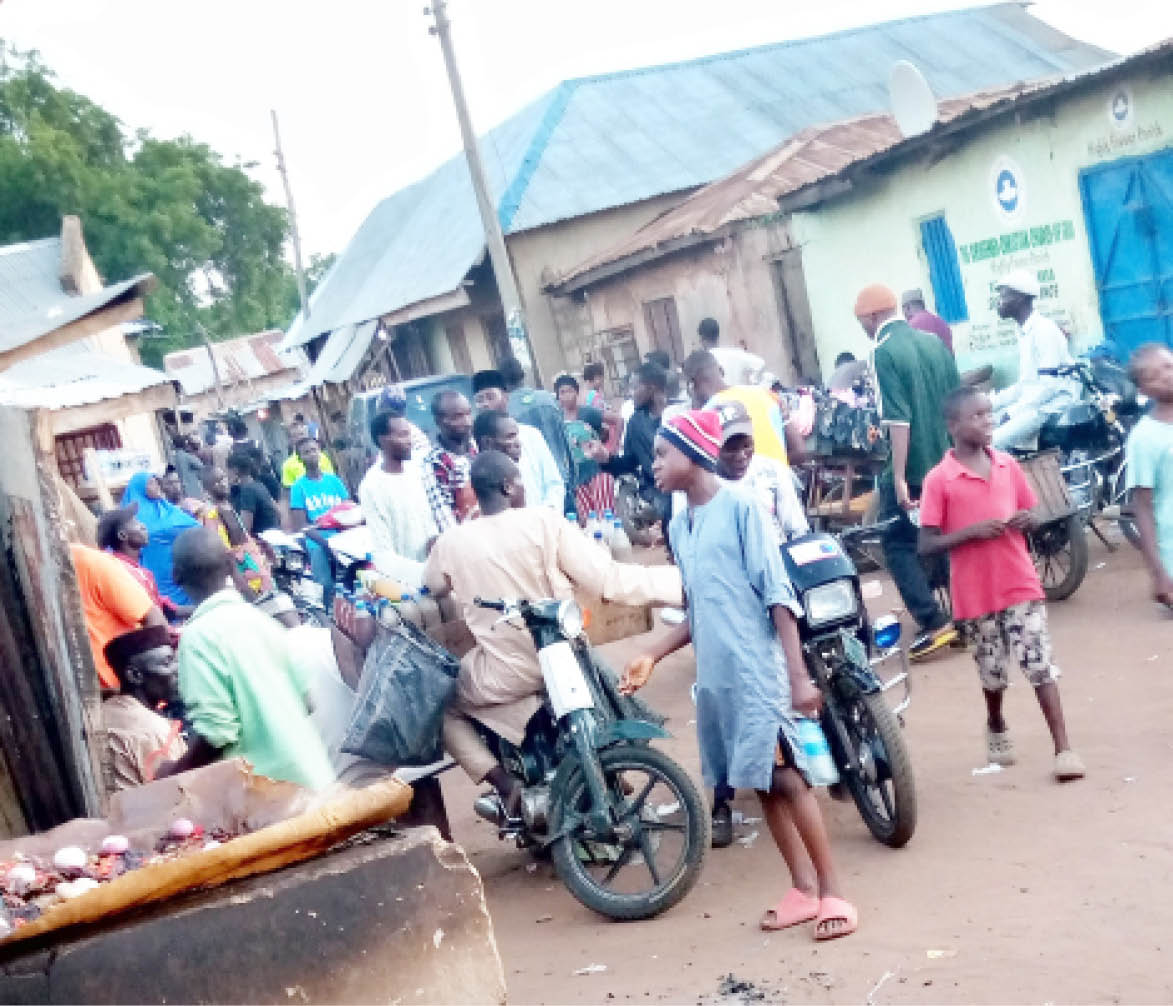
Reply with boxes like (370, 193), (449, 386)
(521, 787), (550, 831)
(473, 795), (503, 825)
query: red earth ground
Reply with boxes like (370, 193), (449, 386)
(438, 529), (1173, 1004)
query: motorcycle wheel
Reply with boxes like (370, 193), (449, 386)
(549, 744), (708, 921)
(835, 687), (917, 848)
(1117, 486), (1142, 550)
(1030, 515), (1089, 601)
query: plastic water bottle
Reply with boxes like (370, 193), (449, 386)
(797, 719), (840, 787)
(353, 597), (376, 650)
(592, 530), (609, 554)
(586, 510), (601, 538)
(566, 511), (579, 528)
(610, 520), (633, 561)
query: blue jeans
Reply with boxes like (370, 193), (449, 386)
(878, 479), (949, 632)
(305, 537), (336, 609)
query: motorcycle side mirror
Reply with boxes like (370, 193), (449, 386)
(659, 607), (687, 626)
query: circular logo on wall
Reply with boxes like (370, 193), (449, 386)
(1107, 86), (1134, 130)
(989, 155), (1026, 223)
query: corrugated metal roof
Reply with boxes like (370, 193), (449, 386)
(266, 321), (379, 401)
(164, 329), (305, 396)
(0, 236), (154, 355)
(552, 37), (1173, 289)
(0, 345), (172, 410)
(285, 3), (1112, 347)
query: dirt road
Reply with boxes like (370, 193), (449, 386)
(439, 530), (1173, 1004)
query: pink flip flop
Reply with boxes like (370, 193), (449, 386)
(760, 888), (820, 931)
(814, 895), (858, 941)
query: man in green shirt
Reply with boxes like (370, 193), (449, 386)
(856, 283), (961, 660)
(158, 527), (334, 790)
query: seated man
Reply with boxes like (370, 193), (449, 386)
(289, 437), (351, 608)
(424, 451), (682, 819)
(102, 626), (186, 792)
(991, 269), (1078, 451)
(157, 528), (334, 790)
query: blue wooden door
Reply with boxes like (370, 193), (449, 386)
(1080, 148), (1173, 358)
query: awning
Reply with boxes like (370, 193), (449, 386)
(267, 321), (379, 401)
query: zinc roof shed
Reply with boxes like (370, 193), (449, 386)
(284, 2), (1112, 351)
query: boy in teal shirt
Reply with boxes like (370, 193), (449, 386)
(1126, 343), (1173, 606)
(290, 438), (350, 608)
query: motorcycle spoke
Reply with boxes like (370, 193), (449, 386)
(637, 827), (662, 887)
(625, 775), (658, 816)
(601, 844), (636, 885)
(875, 779), (895, 819)
(640, 819), (686, 832)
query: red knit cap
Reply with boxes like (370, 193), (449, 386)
(659, 410), (722, 472)
(853, 283), (898, 317)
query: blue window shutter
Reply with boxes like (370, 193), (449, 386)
(920, 215), (969, 323)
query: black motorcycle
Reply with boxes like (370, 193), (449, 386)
(784, 528), (917, 848)
(1012, 357), (1145, 599)
(468, 597), (708, 921)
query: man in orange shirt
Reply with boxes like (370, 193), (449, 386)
(71, 543), (167, 691)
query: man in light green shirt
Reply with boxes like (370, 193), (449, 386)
(158, 527), (334, 790)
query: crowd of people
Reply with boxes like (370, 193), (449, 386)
(69, 278), (1173, 946)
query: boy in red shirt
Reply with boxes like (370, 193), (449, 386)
(918, 386), (1084, 781)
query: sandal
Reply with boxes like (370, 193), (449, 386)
(1054, 749), (1086, 781)
(986, 727), (1016, 766)
(760, 888), (819, 931)
(814, 895), (858, 941)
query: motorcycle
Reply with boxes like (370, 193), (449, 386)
(468, 596), (708, 921)
(257, 529), (330, 626)
(1010, 356), (1145, 599)
(787, 526), (917, 848)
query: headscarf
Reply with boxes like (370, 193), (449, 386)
(121, 472), (198, 606)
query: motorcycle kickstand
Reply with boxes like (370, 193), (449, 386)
(1088, 518), (1117, 552)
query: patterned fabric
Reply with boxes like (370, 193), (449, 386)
(969, 600), (1057, 690)
(424, 444), (478, 527)
(575, 472), (617, 522)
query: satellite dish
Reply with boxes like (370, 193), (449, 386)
(888, 60), (938, 138)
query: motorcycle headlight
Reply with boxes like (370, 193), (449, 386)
(804, 580), (858, 627)
(556, 599), (585, 638)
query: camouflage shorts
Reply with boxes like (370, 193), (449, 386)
(969, 600), (1058, 691)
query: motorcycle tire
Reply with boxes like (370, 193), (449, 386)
(549, 744), (708, 921)
(836, 688), (917, 848)
(1031, 515), (1089, 602)
(1117, 487), (1142, 550)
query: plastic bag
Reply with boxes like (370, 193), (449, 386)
(340, 620), (460, 766)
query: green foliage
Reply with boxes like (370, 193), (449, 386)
(0, 42), (315, 367)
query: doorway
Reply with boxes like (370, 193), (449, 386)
(1080, 147), (1173, 356)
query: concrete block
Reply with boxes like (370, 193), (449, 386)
(0, 828), (505, 1005)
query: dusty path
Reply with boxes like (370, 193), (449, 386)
(438, 530), (1173, 1004)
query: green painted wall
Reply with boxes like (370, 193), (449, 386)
(792, 68), (1173, 386)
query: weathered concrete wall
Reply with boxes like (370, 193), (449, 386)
(0, 827), (506, 1005)
(555, 217), (814, 385)
(0, 407), (104, 833)
(508, 191), (689, 383)
(792, 66), (1173, 383)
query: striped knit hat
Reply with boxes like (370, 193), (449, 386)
(659, 410), (722, 472)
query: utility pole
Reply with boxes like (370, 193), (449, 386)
(271, 108), (309, 317)
(195, 324), (226, 413)
(426, 0), (539, 381)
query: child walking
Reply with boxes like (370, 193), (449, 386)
(620, 411), (856, 940)
(918, 386), (1084, 781)
(1124, 343), (1173, 607)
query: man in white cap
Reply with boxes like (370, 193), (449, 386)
(991, 269), (1076, 451)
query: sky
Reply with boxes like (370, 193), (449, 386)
(3, 1), (1172, 262)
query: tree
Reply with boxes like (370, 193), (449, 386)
(0, 43), (306, 367)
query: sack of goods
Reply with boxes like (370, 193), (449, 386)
(341, 620), (459, 767)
